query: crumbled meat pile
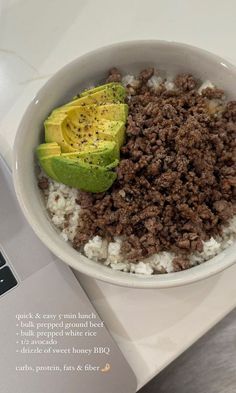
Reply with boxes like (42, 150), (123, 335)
(73, 68), (236, 269)
(38, 177), (49, 190)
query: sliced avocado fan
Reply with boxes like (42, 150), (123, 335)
(36, 82), (128, 193)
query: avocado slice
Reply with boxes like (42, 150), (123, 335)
(66, 83), (125, 106)
(39, 157), (59, 181)
(36, 142), (61, 158)
(75, 120), (125, 148)
(79, 83), (120, 97)
(36, 142), (61, 180)
(38, 156), (61, 182)
(62, 140), (119, 166)
(44, 114), (79, 152)
(51, 104), (128, 123)
(50, 156), (118, 192)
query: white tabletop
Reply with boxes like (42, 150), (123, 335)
(1, 0), (236, 390)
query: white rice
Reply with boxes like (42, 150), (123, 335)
(147, 75), (163, 90)
(121, 75), (139, 88)
(46, 181), (80, 242)
(41, 74), (236, 275)
(84, 236), (108, 261)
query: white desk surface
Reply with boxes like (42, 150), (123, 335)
(1, 0), (236, 389)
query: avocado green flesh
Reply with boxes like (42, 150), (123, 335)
(39, 154), (118, 192)
(37, 139), (119, 192)
(45, 116), (82, 153)
(45, 117), (122, 154)
(39, 156), (60, 181)
(38, 140), (118, 166)
(45, 104), (127, 153)
(38, 83), (128, 192)
(51, 104), (128, 123)
(61, 141), (119, 167)
(66, 120), (125, 149)
(79, 83), (120, 97)
(67, 83), (125, 106)
(51, 156), (117, 193)
(36, 142), (61, 158)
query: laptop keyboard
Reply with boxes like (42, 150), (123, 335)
(0, 252), (17, 295)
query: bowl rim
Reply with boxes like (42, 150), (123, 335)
(12, 39), (236, 288)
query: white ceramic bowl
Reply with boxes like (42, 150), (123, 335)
(13, 40), (236, 288)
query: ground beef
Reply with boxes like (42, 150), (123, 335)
(106, 68), (122, 83)
(138, 67), (154, 82)
(174, 74), (197, 91)
(38, 177), (49, 190)
(201, 87), (224, 99)
(73, 70), (236, 263)
(172, 256), (191, 272)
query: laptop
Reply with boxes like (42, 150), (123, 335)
(0, 155), (137, 393)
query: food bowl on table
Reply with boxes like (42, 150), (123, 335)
(13, 40), (236, 288)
